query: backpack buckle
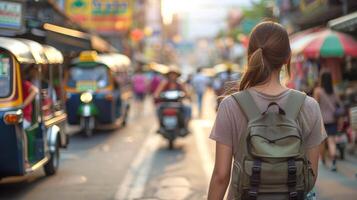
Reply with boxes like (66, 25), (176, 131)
(252, 166), (261, 173)
(248, 191), (258, 199)
(289, 191), (298, 200)
(288, 165), (297, 174)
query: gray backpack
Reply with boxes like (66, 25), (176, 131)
(230, 90), (315, 200)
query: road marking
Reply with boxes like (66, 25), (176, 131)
(192, 119), (215, 182)
(114, 133), (161, 200)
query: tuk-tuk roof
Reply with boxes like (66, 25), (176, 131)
(17, 39), (48, 65)
(72, 52), (131, 73)
(43, 45), (64, 64)
(0, 37), (36, 64)
(71, 51), (100, 65)
(78, 51), (99, 62)
(99, 53), (131, 73)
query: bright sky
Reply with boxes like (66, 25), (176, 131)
(161, 0), (254, 40)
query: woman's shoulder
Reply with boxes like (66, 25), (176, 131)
(217, 95), (246, 122)
(300, 94), (321, 119)
(303, 95), (319, 109)
(285, 89), (319, 108)
(220, 95), (238, 107)
(218, 94), (244, 113)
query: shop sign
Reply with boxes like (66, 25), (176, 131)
(65, 0), (132, 33)
(0, 1), (23, 30)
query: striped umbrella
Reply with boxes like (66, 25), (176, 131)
(290, 32), (320, 56)
(303, 29), (357, 58)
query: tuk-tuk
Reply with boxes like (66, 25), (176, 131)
(0, 37), (68, 179)
(65, 51), (132, 136)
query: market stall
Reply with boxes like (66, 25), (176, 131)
(289, 29), (357, 95)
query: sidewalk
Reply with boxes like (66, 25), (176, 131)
(316, 159), (357, 200)
(335, 153), (357, 179)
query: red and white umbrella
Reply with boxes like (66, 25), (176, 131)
(291, 29), (357, 58)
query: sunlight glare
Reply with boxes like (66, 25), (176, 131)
(161, 0), (198, 25)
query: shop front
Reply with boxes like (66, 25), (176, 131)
(289, 26), (357, 155)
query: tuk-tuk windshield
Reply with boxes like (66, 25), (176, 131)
(67, 65), (110, 90)
(0, 53), (12, 98)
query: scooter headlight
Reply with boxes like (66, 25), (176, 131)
(80, 92), (93, 103)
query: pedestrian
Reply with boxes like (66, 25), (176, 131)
(23, 67), (39, 129)
(132, 68), (147, 102)
(212, 65), (239, 110)
(208, 21), (327, 200)
(313, 72), (342, 171)
(22, 67), (39, 168)
(150, 71), (162, 95)
(192, 68), (209, 117)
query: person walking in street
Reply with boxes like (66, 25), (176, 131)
(150, 71), (162, 95)
(192, 68), (209, 117)
(208, 21), (327, 200)
(313, 72), (341, 171)
(212, 65), (240, 110)
(132, 68), (147, 102)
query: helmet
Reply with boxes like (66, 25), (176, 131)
(166, 65), (181, 76)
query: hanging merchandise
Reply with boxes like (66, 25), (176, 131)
(306, 60), (319, 90)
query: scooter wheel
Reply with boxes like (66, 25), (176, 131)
(44, 139), (60, 176)
(84, 117), (93, 137)
(168, 139), (175, 150)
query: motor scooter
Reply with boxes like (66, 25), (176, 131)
(78, 92), (97, 137)
(157, 90), (189, 149)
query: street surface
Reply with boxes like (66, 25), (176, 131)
(0, 91), (356, 200)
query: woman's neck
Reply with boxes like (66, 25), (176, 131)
(252, 71), (288, 95)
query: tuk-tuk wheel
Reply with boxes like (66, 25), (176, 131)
(122, 104), (130, 127)
(44, 139), (60, 176)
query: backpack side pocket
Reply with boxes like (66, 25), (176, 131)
(230, 161), (243, 200)
(305, 160), (315, 194)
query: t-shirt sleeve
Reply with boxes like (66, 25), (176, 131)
(209, 97), (234, 147)
(304, 98), (328, 149)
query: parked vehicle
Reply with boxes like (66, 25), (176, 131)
(65, 51), (131, 136)
(0, 37), (68, 179)
(157, 90), (188, 149)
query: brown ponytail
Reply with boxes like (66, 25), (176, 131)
(239, 21), (291, 91)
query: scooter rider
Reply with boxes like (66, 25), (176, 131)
(154, 66), (192, 134)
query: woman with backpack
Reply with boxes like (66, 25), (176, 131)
(208, 21), (327, 200)
(313, 72), (341, 171)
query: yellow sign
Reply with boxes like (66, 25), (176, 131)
(65, 0), (132, 33)
(300, 0), (327, 13)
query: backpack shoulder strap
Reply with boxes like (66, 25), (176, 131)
(231, 90), (261, 121)
(284, 90), (307, 119)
